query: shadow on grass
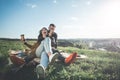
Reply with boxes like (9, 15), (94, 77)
(4, 64), (38, 80)
(1, 61), (67, 80)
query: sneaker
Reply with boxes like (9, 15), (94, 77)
(49, 53), (59, 63)
(65, 52), (77, 64)
(36, 64), (45, 79)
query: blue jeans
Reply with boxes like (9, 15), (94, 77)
(36, 37), (52, 68)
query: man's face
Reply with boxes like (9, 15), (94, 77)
(49, 26), (55, 32)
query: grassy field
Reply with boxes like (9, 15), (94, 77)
(0, 40), (120, 80)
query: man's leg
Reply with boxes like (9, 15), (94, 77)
(52, 49), (77, 64)
(52, 49), (65, 63)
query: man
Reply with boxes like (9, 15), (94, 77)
(47, 24), (77, 64)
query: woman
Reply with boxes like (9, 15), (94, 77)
(18, 27), (58, 78)
(35, 27), (59, 79)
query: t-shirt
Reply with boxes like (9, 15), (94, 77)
(49, 32), (58, 48)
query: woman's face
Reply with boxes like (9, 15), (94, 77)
(41, 28), (48, 36)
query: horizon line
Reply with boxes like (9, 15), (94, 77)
(0, 37), (120, 40)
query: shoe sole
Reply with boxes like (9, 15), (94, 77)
(36, 65), (45, 79)
(70, 53), (77, 63)
(66, 53), (77, 64)
(50, 53), (59, 64)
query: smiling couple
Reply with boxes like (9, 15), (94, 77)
(11, 23), (77, 79)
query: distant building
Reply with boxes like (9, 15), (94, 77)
(89, 41), (94, 48)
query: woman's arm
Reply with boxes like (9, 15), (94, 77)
(24, 42), (40, 50)
(20, 35), (33, 49)
(24, 42), (33, 49)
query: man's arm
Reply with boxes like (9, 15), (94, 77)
(54, 33), (58, 48)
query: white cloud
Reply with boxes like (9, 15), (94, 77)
(31, 4), (37, 8)
(53, 0), (57, 4)
(70, 17), (79, 21)
(72, 4), (78, 8)
(26, 4), (37, 8)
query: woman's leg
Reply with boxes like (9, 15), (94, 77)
(40, 51), (49, 68)
(35, 41), (44, 57)
(43, 37), (59, 63)
(43, 37), (52, 54)
(36, 51), (49, 79)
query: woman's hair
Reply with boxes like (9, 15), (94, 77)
(39, 27), (48, 36)
(37, 27), (48, 43)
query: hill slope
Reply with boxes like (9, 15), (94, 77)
(0, 40), (120, 80)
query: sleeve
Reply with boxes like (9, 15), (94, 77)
(24, 34), (42, 49)
(24, 42), (33, 49)
(24, 42), (40, 50)
(54, 33), (58, 48)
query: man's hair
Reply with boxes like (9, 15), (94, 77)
(49, 23), (56, 27)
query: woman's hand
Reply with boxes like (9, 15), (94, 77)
(47, 52), (51, 57)
(20, 34), (26, 43)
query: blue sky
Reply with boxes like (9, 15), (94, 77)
(0, 0), (120, 39)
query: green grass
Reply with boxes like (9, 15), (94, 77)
(0, 40), (120, 80)
(48, 47), (120, 80)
